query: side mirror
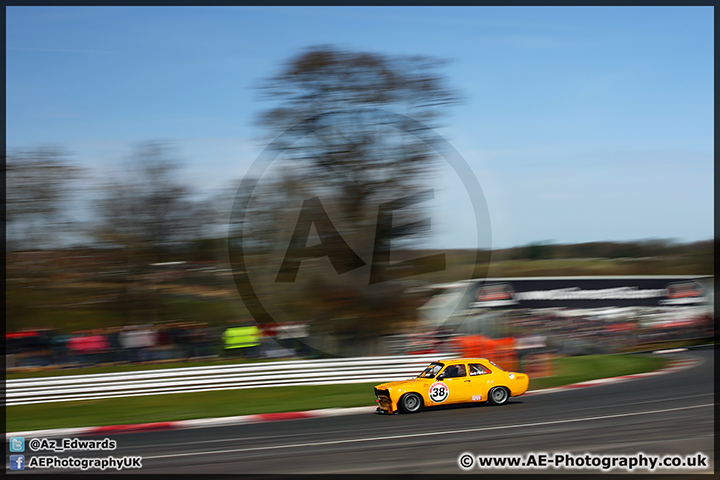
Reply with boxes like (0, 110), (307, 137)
(437, 372), (446, 380)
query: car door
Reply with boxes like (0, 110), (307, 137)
(429, 364), (471, 405)
(464, 362), (494, 402)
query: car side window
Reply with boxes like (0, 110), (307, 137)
(469, 363), (490, 376)
(441, 364), (467, 378)
(488, 360), (505, 372)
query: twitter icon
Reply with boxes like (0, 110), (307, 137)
(9, 437), (25, 453)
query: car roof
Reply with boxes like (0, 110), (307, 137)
(436, 358), (489, 365)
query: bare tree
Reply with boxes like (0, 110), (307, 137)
(232, 45), (461, 355)
(6, 145), (85, 250)
(92, 142), (210, 258)
(254, 46), (458, 226)
(91, 141), (217, 323)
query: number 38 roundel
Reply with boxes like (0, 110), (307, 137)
(428, 382), (449, 403)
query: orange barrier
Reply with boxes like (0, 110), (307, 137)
(451, 335), (518, 372)
(523, 353), (554, 378)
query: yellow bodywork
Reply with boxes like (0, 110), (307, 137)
(374, 357), (529, 414)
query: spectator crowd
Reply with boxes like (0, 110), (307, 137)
(6, 321), (301, 370)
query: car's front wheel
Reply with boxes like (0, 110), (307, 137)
(399, 392), (423, 413)
(488, 386), (510, 406)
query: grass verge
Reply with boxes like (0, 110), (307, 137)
(6, 353), (668, 432)
(527, 353), (666, 390)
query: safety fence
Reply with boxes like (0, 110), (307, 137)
(5, 353), (456, 407)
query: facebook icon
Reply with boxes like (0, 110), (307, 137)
(9, 455), (25, 470)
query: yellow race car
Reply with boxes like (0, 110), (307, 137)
(374, 358), (529, 414)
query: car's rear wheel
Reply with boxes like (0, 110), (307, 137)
(488, 386), (509, 406)
(399, 392), (423, 413)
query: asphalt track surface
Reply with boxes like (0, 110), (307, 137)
(8, 349), (715, 475)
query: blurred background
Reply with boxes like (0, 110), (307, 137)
(6, 7), (714, 373)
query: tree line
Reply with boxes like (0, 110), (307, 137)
(493, 239), (714, 263)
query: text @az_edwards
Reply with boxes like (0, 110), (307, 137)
(27, 437), (116, 453)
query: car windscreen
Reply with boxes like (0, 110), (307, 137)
(417, 362), (444, 378)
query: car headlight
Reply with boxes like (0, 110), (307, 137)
(508, 373), (515, 379)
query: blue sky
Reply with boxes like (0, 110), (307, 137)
(6, 6), (714, 249)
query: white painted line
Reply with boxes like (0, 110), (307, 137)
(173, 416), (257, 429)
(308, 406), (377, 417)
(6, 427), (92, 439)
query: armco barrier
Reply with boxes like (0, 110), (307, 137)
(5, 353), (455, 406)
